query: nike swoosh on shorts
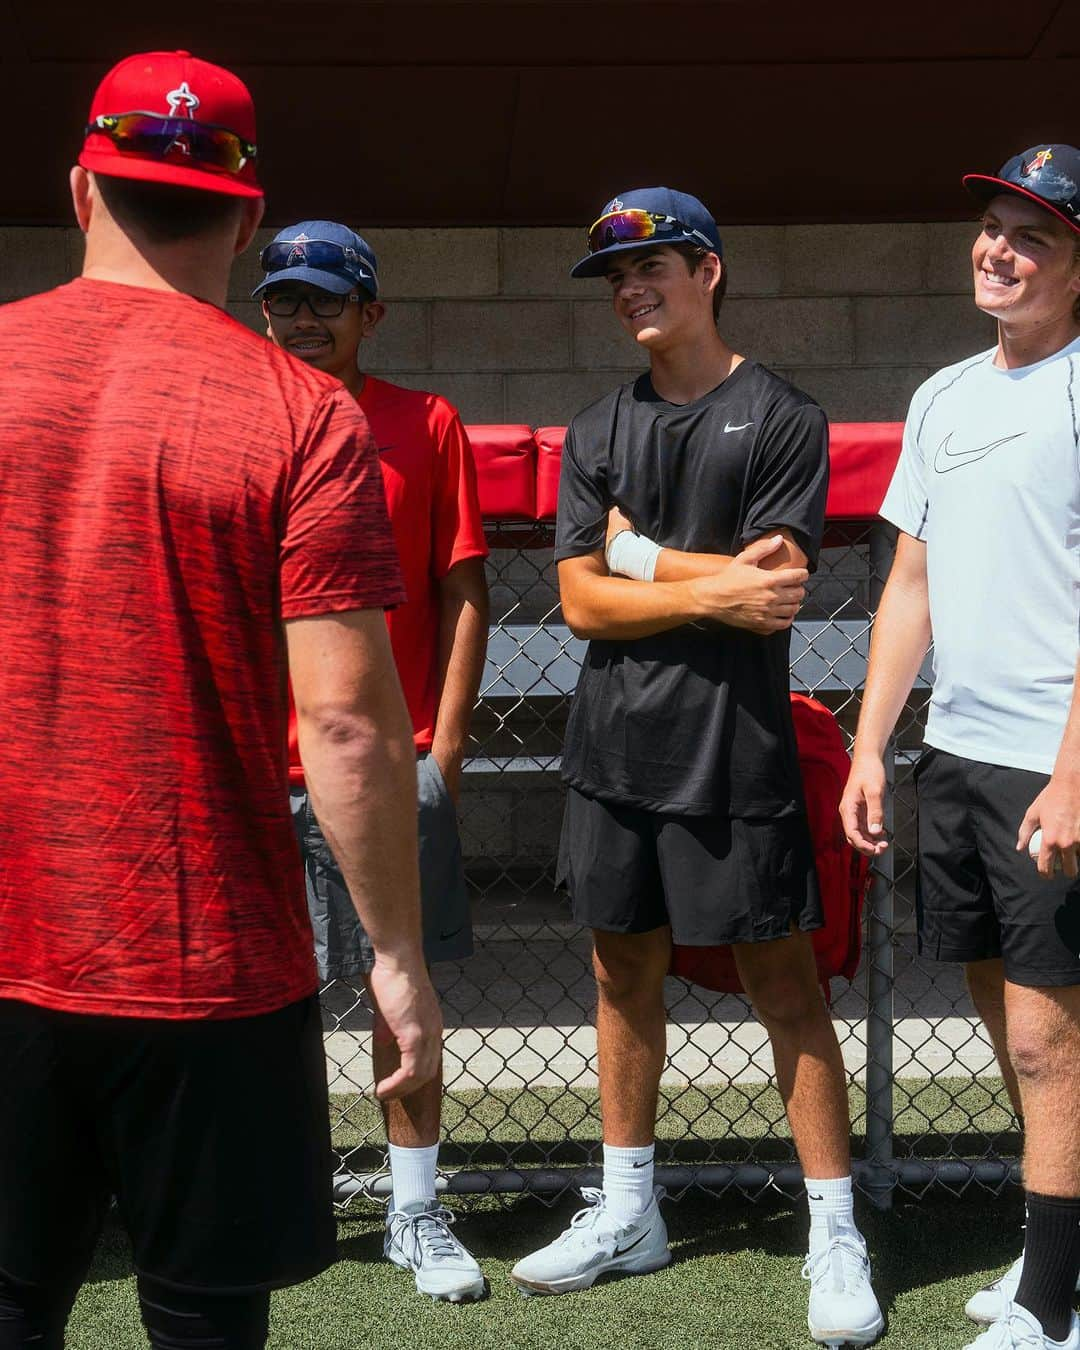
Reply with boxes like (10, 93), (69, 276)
(932, 431), (1023, 474)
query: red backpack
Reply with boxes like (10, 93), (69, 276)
(669, 693), (869, 998)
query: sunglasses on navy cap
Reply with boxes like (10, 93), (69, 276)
(586, 209), (716, 257)
(259, 238), (369, 273)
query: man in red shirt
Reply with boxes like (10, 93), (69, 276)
(256, 223), (490, 1302)
(0, 52), (440, 1349)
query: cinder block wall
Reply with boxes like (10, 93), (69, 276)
(2, 224), (993, 425)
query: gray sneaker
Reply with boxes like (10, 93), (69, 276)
(509, 1186), (671, 1296)
(384, 1200), (487, 1303)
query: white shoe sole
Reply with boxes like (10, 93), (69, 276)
(808, 1312), (885, 1347)
(387, 1251), (488, 1303)
(414, 1274), (488, 1303)
(510, 1248), (672, 1296)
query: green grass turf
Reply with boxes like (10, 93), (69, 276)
(65, 1077), (1030, 1348)
(68, 1187), (1053, 1349)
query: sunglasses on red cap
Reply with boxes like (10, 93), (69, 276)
(86, 112), (257, 176)
(587, 209), (716, 257)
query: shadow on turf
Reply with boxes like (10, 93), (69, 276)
(333, 1183), (1028, 1328)
(85, 1184), (1027, 1325)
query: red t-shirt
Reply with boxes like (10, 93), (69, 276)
(288, 375), (487, 781)
(0, 278), (405, 1019)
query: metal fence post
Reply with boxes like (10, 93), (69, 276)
(862, 522), (896, 1209)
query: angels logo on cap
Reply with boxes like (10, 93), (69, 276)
(1022, 148), (1052, 176)
(166, 81), (200, 115)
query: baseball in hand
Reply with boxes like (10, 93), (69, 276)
(1027, 828), (1062, 872)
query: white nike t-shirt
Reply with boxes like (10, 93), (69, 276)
(881, 337), (1080, 773)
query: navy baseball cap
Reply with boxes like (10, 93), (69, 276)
(570, 187), (722, 279)
(963, 144), (1080, 236)
(253, 220), (379, 298)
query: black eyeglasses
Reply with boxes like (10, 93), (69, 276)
(262, 291), (365, 318)
(86, 113), (256, 174)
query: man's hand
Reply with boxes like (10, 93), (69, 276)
(1017, 773), (1080, 880)
(689, 535), (807, 633)
(840, 754), (891, 857)
(367, 956), (444, 1098)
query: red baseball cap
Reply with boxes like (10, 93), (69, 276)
(79, 50), (262, 198)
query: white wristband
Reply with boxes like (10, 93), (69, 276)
(606, 528), (662, 581)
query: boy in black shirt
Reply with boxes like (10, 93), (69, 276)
(510, 188), (883, 1347)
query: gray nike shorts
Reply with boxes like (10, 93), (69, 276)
(290, 752), (473, 981)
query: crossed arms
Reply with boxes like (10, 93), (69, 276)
(557, 505), (811, 641)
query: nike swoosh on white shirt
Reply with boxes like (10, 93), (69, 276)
(723, 421), (753, 433)
(932, 431), (1023, 474)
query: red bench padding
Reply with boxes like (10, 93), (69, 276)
(465, 422), (903, 525)
(467, 424), (537, 521)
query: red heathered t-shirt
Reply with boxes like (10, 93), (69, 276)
(0, 278), (405, 1020)
(288, 375), (488, 782)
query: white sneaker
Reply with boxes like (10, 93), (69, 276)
(802, 1227), (885, 1347)
(963, 1300), (1080, 1348)
(967, 1255), (1080, 1326)
(509, 1186), (671, 1295)
(384, 1200), (487, 1303)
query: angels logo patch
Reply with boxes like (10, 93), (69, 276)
(1022, 148), (1053, 177)
(166, 81), (200, 116)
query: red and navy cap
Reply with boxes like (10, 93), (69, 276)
(79, 50), (262, 199)
(963, 144), (1079, 236)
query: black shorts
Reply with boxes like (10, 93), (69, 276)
(558, 787), (822, 945)
(0, 995), (337, 1294)
(915, 748), (1080, 987)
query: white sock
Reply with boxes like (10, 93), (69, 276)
(388, 1142), (439, 1211)
(603, 1143), (655, 1223)
(805, 1175), (858, 1253)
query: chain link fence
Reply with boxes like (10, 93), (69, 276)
(322, 519), (1020, 1210)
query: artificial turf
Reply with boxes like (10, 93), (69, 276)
(69, 1186), (1041, 1349)
(66, 1077), (1032, 1348)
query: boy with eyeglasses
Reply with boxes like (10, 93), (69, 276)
(255, 223), (490, 1304)
(842, 145), (1080, 1350)
(0, 53), (441, 1349)
(510, 188), (884, 1347)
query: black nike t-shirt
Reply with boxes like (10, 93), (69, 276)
(555, 361), (829, 817)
